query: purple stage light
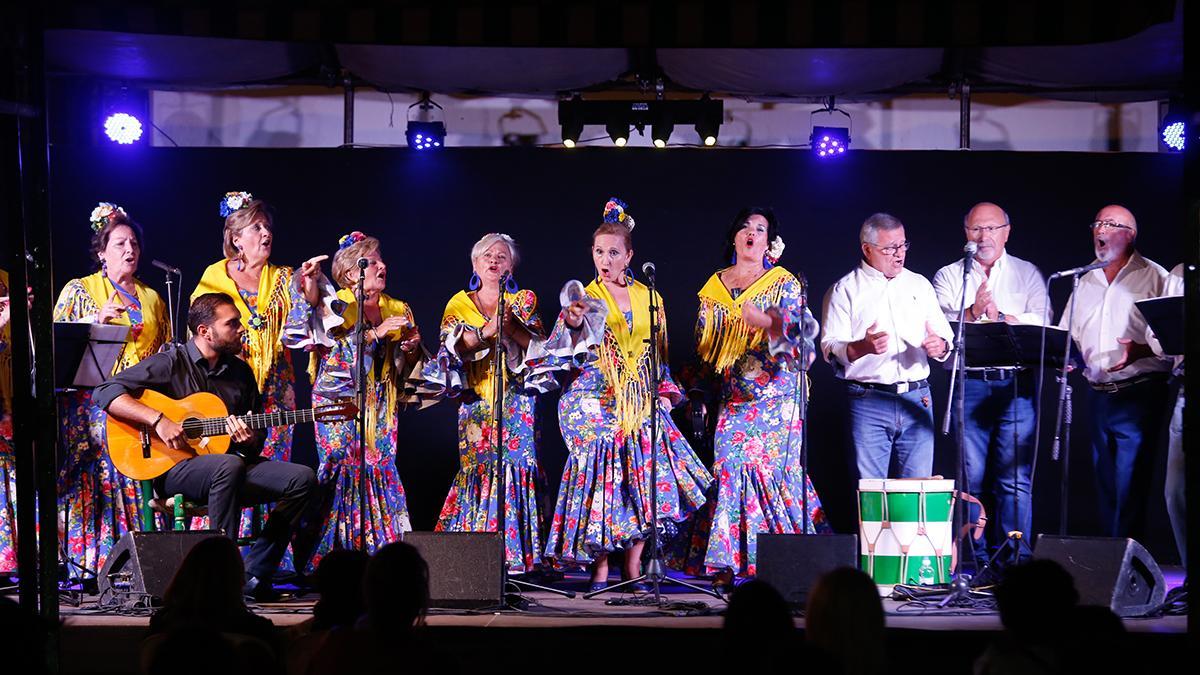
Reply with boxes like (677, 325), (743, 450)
(104, 113), (143, 144)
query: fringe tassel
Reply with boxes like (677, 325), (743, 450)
(696, 274), (790, 373)
(598, 332), (653, 436)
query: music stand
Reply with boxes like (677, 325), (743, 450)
(53, 322), (130, 390)
(1134, 296), (1184, 357)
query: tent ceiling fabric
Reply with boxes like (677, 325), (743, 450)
(44, 17), (1181, 100)
(970, 6), (1182, 94)
(45, 30), (323, 86)
(335, 46), (630, 95)
(657, 49), (945, 99)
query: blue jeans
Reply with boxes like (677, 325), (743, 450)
(845, 382), (935, 480)
(956, 374), (1036, 565)
(1087, 376), (1169, 538)
(1165, 385), (1185, 566)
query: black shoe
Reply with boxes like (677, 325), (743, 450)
(243, 575), (281, 603)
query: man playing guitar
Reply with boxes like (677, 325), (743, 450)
(94, 292), (319, 601)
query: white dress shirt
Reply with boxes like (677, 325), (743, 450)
(821, 261), (954, 384)
(1059, 251), (1172, 384)
(932, 250), (1051, 326)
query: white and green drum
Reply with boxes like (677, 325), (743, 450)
(858, 479), (955, 596)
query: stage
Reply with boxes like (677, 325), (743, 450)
(50, 569), (1188, 675)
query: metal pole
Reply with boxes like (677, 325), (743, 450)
(959, 79), (971, 150)
(343, 72), (354, 146)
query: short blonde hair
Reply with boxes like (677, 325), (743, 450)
(470, 233), (520, 268)
(332, 235), (381, 289)
(222, 199), (274, 259)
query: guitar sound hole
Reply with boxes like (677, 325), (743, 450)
(182, 418), (204, 440)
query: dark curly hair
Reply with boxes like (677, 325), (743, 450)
(89, 210), (144, 270)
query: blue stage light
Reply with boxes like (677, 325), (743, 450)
(1161, 120), (1185, 151)
(811, 126), (849, 158)
(406, 121), (445, 150)
(104, 112), (143, 144)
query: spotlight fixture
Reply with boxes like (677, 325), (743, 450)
(557, 95), (723, 148)
(1160, 100), (1187, 152)
(104, 112), (143, 145)
(810, 98), (852, 158)
(606, 121), (629, 147)
(652, 119), (673, 148)
(406, 93), (446, 150)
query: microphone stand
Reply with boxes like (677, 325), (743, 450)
(489, 273), (574, 604)
(586, 265), (722, 603)
(161, 267), (180, 344)
(1051, 272), (1082, 535)
(354, 259), (368, 550)
(939, 252), (975, 606)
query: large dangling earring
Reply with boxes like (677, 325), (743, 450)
(504, 273), (519, 294)
(468, 271), (481, 291)
(624, 267), (635, 285)
(763, 253), (774, 270)
(730, 252), (738, 266)
(235, 246), (244, 272)
(101, 260), (108, 278)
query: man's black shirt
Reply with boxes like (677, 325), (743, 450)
(93, 340), (266, 456)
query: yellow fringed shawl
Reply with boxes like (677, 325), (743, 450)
(191, 260), (292, 390)
(586, 279), (665, 435)
(77, 272), (169, 374)
(441, 289), (534, 405)
(695, 265), (793, 373)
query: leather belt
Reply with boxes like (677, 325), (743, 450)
(1090, 372), (1168, 393)
(965, 367), (1024, 382)
(851, 379), (929, 394)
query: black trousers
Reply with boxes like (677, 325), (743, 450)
(157, 453), (318, 579)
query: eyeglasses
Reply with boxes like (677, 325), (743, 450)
(965, 224), (1010, 235)
(868, 241), (911, 256)
(1090, 220), (1135, 232)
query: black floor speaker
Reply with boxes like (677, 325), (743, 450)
(97, 530), (223, 602)
(756, 533), (859, 606)
(404, 531), (504, 609)
(1032, 535), (1167, 617)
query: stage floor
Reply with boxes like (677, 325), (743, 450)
(43, 568), (1188, 674)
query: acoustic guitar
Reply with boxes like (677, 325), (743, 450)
(107, 389), (356, 480)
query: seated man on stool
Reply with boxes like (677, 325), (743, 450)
(94, 292), (318, 600)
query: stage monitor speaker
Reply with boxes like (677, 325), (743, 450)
(1032, 535), (1167, 617)
(97, 530), (223, 603)
(405, 532), (504, 609)
(756, 533), (858, 607)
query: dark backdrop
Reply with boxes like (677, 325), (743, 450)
(45, 146), (1185, 563)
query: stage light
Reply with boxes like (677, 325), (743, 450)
(561, 119), (583, 148)
(606, 121), (629, 147)
(695, 118), (719, 146)
(406, 121), (445, 150)
(104, 112), (143, 145)
(811, 126), (850, 158)
(652, 120), (673, 148)
(406, 94), (446, 150)
(1162, 121), (1185, 151)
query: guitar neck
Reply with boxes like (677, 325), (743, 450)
(181, 408), (317, 438)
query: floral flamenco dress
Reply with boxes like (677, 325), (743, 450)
(54, 271), (169, 572)
(529, 279), (713, 566)
(283, 281), (428, 574)
(681, 265), (830, 577)
(421, 289), (549, 572)
(0, 269), (17, 574)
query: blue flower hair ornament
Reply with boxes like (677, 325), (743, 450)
(338, 231), (366, 251)
(602, 197), (635, 230)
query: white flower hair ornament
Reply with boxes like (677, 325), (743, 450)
(766, 236), (785, 264)
(89, 202), (128, 232)
(219, 191), (254, 218)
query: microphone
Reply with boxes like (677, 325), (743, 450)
(152, 259), (181, 275)
(1049, 260), (1108, 279)
(499, 271), (511, 287)
(641, 261), (656, 281)
(962, 241), (979, 271)
(797, 272), (819, 340)
(357, 258), (369, 270)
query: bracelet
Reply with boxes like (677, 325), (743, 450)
(151, 412), (165, 429)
